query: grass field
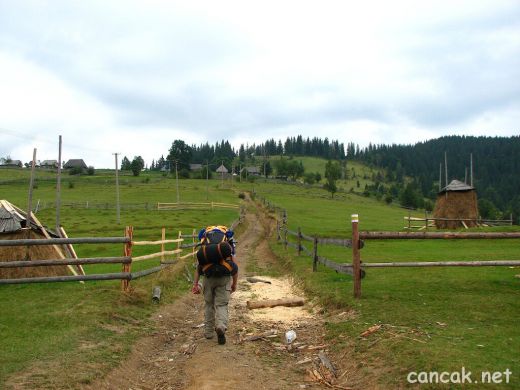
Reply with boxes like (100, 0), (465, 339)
(0, 169), (242, 387)
(247, 180), (520, 388)
(1, 166), (519, 388)
(268, 155), (380, 192)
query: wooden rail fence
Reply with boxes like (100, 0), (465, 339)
(350, 215), (520, 298)
(404, 214), (513, 230)
(1, 208), (245, 291)
(0, 228), (198, 291)
(269, 198), (365, 279)
(263, 195), (520, 299)
(157, 202), (239, 211)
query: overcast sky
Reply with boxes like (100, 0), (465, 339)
(0, 0), (518, 168)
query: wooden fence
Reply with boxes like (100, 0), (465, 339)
(265, 197), (363, 279)
(262, 195), (520, 299)
(0, 209), (245, 291)
(349, 215), (520, 298)
(157, 202), (239, 211)
(0, 228), (199, 291)
(404, 214), (513, 230)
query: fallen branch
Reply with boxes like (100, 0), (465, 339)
(246, 277), (272, 284)
(247, 297), (305, 310)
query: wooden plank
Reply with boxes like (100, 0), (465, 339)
(0, 257), (131, 268)
(58, 226), (85, 275)
(246, 297), (305, 309)
(352, 214), (361, 298)
(30, 212), (78, 276)
(359, 231), (520, 240)
(0, 272), (131, 285)
(0, 237), (130, 246)
(132, 238), (182, 245)
(362, 260), (520, 267)
(132, 249), (182, 261)
(317, 237), (353, 247)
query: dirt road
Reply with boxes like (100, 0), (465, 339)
(88, 204), (342, 390)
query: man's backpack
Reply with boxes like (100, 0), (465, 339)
(196, 226), (234, 277)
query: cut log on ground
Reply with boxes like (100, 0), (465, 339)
(246, 297), (305, 310)
(246, 276), (272, 284)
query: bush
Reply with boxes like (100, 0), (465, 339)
(68, 181), (75, 189)
(87, 166), (95, 175)
(179, 168), (190, 179)
(238, 193), (245, 199)
(68, 167), (83, 175)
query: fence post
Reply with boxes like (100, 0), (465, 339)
(122, 226), (133, 292)
(352, 214), (361, 298)
(313, 236), (318, 272)
(297, 227), (302, 256)
(161, 227), (166, 264)
(192, 228), (196, 258)
(284, 225), (288, 251)
(177, 230), (182, 261)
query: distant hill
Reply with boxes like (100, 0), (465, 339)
(354, 135), (520, 221)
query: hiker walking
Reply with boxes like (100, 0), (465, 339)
(192, 225), (238, 345)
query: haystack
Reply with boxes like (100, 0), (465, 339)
(432, 180), (478, 229)
(0, 200), (82, 279)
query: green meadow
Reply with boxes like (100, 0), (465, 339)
(248, 180), (520, 388)
(1, 166), (519, 388)
(0, 168), (241, 387)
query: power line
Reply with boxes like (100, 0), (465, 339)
(0, 127), (113, 154)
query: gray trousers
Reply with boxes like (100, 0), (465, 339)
(202, 275), (231, 336)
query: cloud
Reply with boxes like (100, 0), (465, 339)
(0, 0), (519, 167)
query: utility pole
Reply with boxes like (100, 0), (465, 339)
(206, 160), (209, 200)
(175, 160), (180, 204)
(470, 153), (474, 187)
(56, 135), (62, 233)
(27, 148), (37, 229)
(439, 163), (442, 191)
(221, 160), (224, 188)
(113, 153), (120, 224)
(444, 151), (448, 188)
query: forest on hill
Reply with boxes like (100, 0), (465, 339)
(354, 136), (520, 221)
(137, 134), (519, 223)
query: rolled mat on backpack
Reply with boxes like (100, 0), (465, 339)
(196, 242), (232, 265)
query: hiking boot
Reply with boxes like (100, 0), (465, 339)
(216, 327), (226, 345)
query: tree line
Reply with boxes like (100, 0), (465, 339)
(353, 135), (520, 222)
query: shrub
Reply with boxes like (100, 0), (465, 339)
(87, 166), (95, 175)
(238, 193), (245, 199)
(69, 167), (83, 175)
(179, 168), (190, 179)
(68, 181), (75, 189)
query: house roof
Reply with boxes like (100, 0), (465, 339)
(245, 166), (260, 174)
(41, 160), (58, 165)
(64, 159), (87, 168)
(0, 200), (60, 236)
(440, 179), (474, 193)
(0, 203), (24, 233)
(216, 164), (228, 173)
(1, 160), (22, 166)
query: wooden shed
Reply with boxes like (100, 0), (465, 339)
(432, 180), (479, 229)
(0, 200), (83, 279)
